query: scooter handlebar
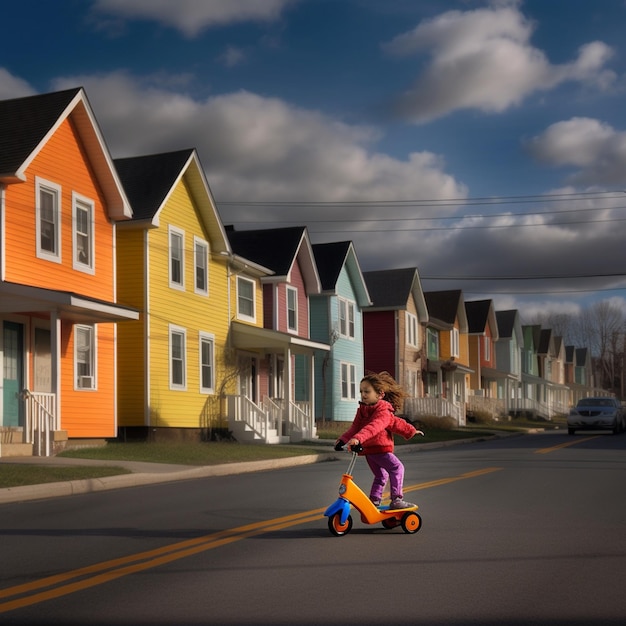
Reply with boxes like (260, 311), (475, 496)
(334, 441), (363, 453)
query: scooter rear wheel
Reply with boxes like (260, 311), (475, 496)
(401, 511), (422, 534)
(328, 512), (353, 536)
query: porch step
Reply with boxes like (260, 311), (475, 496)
(0, 442), (33, 458)
(229, 420), (289, 445)
(0, 427), (24, 444)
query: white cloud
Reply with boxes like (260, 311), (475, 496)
(383, 0), (616, 123)
(51, 71), (467, 209)
(0, 68), (36, 100)
(93, 0), (297, 37)
(527, 118), (626, 185)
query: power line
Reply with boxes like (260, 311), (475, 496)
(217, 189), (626, 208)
(227, 203), (626, 224)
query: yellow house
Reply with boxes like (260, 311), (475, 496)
(115, 149), (235, 439)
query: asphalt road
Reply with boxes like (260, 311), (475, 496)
(1, 430), (625, 625)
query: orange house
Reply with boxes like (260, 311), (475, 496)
(0, 88), (138, 455)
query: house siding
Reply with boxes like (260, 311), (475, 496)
(5, 118), (115, 302)
(117, 177), (229, 429)
(363, 310), (397, 376)
(3, 113), (121, 438)
(116, 228), (146, 425)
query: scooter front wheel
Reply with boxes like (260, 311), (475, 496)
(401, 511), (422, 534)
(328, 512), (353, 536)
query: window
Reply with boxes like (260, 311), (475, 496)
(338, 298), (355, 338)
(427, 328), (439, 359)
(483, 335), (491, 361)
(36, 177), (61, 262)
(406, 312), (418, 347)
(451, 327), (460, 358)
(199, 333), (215, 393)
(237, 276), (255, 321)
(194, 237), (208, 295)
(341, 362), (357, 400)
(73, 193), (94, 272)
(169, 326), (186, 389)
(75, 325), (96, 389)
(169, 227), (184, 289)
(286, 286), (298, 332)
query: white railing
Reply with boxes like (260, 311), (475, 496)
(289, 401), (317, 441)
(227, 395), (271, 441)
(22, 390), (56, 456)
(467, 396), (506, 419)
(262, 396), (283, 435)
(403, 397), (465, 426)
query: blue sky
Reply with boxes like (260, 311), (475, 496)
(2, 0), (626, 324)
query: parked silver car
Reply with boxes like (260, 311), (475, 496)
(567, 397), (624, 435)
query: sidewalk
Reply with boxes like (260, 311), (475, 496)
(0, 432), (524, 505)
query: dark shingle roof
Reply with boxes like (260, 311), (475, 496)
(363, 267), (416, 308)
(0, 88), (81, 176)
(227, 226), (306, 275)
(423, 290), (462, 325)
(312, 241), (350, 290)
(538, 328), (552, 354)
(465, 300), (492, 333)
(114, 150), (194, 220)
(496, 310), (517, 339)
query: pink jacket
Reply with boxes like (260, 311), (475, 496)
(339, 399), (417, 455)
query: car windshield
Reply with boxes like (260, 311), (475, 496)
(577, 399), (614, 408)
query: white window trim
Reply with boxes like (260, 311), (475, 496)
(72, 192), (95, 274)
(199, 331), (215, 394)
(340, 362), (357, 400)
(451, 327), (460, 358)
(193, 236), (209, 296)
(74, 324), (97, 390)
(236, 276), (256, 323)
(286, 285), (298, 333)
(338, 297), (356, 339)
(35, 177), (62, 264)
(169, 226), (185, 291)
(169, 325), (187, 390)
(406, 312), (418, 348)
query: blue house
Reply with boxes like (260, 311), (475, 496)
(310, 241), (371, 422)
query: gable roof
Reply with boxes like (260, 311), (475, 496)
(538, 328), (553, 355)
(115, 148), (230, 253)
(362, 267), (428, 320)
(496, 310), (515, 338)
(227, 226), (321, 293)
(424, 289), (467, 331)
(465, 299), (499, 340)
(0, 87), (131, 219)
(312, 241), (371, 307)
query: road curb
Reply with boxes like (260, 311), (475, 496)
(0, 431), (529, 505)
(0, 454), (332, 505)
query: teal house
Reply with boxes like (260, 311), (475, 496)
(310, 242), (371, 422)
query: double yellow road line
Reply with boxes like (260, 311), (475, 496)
(0, 466), (501, 613)
(2, 435), (596, 614)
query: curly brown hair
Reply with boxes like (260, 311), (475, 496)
(361, 370), (407, 413)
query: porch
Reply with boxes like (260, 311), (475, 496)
(226, 395), (316, 444)
(0, 390), (60, 457)
(403, 396), (466, 426)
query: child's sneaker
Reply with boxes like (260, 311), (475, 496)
(370, 497), (381, 507)
(389, 497), (415, 509)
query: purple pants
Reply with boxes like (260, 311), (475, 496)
(366, 452), (405, 501)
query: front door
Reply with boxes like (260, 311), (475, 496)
(238, 355), (258, 403)
(2, 321), (24, 427)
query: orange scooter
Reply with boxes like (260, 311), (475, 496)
(324, 444), (422, 536)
